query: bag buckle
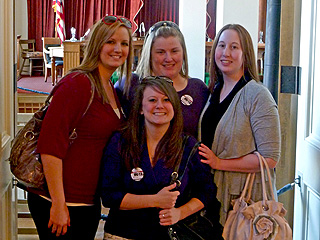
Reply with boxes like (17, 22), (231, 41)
(24, 131), (35, 141)
(168, 226), (179, 240)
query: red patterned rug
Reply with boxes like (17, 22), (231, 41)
(17, 76), (57, 95)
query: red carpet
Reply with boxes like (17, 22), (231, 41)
(17, 76), (57, 95)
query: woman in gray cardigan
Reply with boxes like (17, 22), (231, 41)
(198, 24), (281, 226)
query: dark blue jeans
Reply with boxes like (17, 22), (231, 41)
(27, 192), (101, 240)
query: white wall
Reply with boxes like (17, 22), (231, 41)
(15, 0), (28, 39)
(216, 0), (259, 56)
(179, 0), (207, 81)
(179, 0), (260, 81)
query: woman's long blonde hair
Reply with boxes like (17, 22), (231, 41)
(70, 18), (133, 103)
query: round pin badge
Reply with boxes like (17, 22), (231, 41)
(131, 167), (144, 181)
(181, 94), (193, 106)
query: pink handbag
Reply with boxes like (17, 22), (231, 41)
(222, 152), (292, 240)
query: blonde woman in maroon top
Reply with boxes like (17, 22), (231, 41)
(27, 16), (133, 240)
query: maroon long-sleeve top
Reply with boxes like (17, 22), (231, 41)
(37, 72), (124, 204)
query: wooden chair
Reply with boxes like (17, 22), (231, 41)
(18, 38), (43, 77)
(42, 37), (63, 84)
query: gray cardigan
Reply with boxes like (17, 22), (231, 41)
(198, 80), (281, 225)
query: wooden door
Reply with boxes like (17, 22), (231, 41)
(0, 0), (16, 239)
(293, 0), (320, 239)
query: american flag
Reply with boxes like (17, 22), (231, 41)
(52, 0), (66, 43)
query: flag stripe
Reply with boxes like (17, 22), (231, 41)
(55, 0), (66, 43)
(52, 0), (56, 12)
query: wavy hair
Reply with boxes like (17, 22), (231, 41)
(208, 24), (259, 92)
(69, 18), (133, 103)
(120, 77), (184, 170)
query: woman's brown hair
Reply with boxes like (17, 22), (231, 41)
(120, 77), (184, 170)
(208, 24), (259, 92)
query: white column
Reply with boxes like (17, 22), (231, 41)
(15, 0), (28, 39)
(216, 0), (259, 56)
(179, 0), (206, 81)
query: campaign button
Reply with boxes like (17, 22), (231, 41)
(131, 167), (144, 181)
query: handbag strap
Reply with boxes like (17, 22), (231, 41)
(178, 141), (201, 182)
(246, 172), (256, 202)
(240, 152), (275, 206)
(173, 135), (190, 172)
(69, 78), (95, 139)
(170, 135), (189, 185)
(45, 75), (95, 140)
(44, 78), (66, 105)
(240, 172), (255, 202)
(170, 136), (201, 188)
(254, 151), (276, 206)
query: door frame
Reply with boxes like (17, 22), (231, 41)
(0, 0), (16, 239)
(293, 0), (320, 239)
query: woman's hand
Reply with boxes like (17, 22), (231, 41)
(159, 198), (204, 226)
(155, 183), (180, 209)
(48, 201), (70, 236)
(41, 154), (70, 236)
(199, 144), (277, 172)
(198, 143), (220, 169)
(159, 208), (181, 226)
(119, 183), (180, 210)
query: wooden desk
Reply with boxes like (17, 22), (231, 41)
(48, 41), (85, 85)
(63, 41), (85, 73)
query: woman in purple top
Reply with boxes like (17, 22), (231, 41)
(115, 21), (209, 138)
